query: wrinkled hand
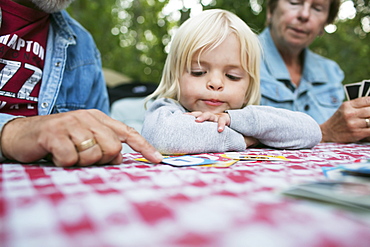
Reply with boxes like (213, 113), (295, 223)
(185, 111), (231, 132)
(1, 109), (163, 167)
(320, 97), (370, 143)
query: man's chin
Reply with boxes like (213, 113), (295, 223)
(30, 0), (75, 13)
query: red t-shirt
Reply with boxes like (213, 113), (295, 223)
(0, 0), (50, 116)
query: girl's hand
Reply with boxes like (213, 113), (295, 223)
(185, 111), (231, 132)
(244, 136), (259, 148)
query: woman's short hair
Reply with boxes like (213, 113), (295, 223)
(266, 0), (341, 24)
(147, 9), (261, 107)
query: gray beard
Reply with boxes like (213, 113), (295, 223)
(30, 0), (75, 13)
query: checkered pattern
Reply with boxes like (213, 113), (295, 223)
(1, 143), (370, 247)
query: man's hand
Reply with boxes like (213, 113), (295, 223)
(0, 109), (163, 166)
(320, 97), (370, 143)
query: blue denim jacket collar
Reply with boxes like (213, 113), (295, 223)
(38, 10), (109, 115)
(259, 28), (345, 124)
(260, 28), (331, 86)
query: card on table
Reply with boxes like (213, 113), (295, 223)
(283, 181), (370, 211)
(161, 155), (217, 167)
(135, 155), (237, 167)
(322, 163), (370, 179)
(135, 152), (290, 168)
(222, 152), (290, 161)
(200, 159), (238, 167)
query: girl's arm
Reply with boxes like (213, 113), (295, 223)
(227, 105), (322, 149)
(141, 98), (246, 154)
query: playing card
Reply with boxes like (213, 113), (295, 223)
(201, 159), (238, 167)
(363, 80), (370, 97)
(161, 155), (216, 167)
(344, 81), (363, 100)
(283, 181), (370, 211)
(136, 154), (237, 167)
(222, 153), (290, 161)
(340, 164), (370, 177)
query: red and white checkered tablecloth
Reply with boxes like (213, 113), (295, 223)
(1, 143), (370, 247)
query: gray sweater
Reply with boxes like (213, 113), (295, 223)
(142, 98), (322, 154)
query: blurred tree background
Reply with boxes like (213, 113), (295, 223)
(67, 0), (369, 85)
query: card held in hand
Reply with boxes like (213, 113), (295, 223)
(344, 79), (370, 100)
(344, 82), (363, 100)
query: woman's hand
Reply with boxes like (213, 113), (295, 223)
(320, 97), (370, 143)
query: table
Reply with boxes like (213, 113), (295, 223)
(1, 143), (370, 247)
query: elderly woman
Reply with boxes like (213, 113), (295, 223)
(259, 0), (370, 143)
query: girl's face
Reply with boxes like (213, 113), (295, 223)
(178, 34), (250, 113)
(269, 0), (330, 53)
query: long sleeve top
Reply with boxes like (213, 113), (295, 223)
(141, 98), (322, 154)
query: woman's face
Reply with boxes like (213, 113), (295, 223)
(269, 0), (330, 52)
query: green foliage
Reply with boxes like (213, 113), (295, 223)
(311, 0), (370, 83)
(107, 0), (170, 83)
(67, 0), (118, 71)
(67, 0), (369, 84)
(204, 0), (266, 32)
(311, 20), (370, 84)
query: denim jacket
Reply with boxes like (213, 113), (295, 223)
(258, 28), (344, 124)
(0, 10), (109, 159)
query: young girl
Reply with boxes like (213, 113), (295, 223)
(142, 9), (321, 154)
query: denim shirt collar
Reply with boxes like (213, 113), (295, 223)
(39, 10), (76, 115)
(259, 28), (330, 85)
(51, 11), (77, 44)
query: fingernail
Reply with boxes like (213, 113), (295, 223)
(154, 151), (163, 162)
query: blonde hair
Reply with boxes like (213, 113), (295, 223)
(147, 9), (261, 107)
